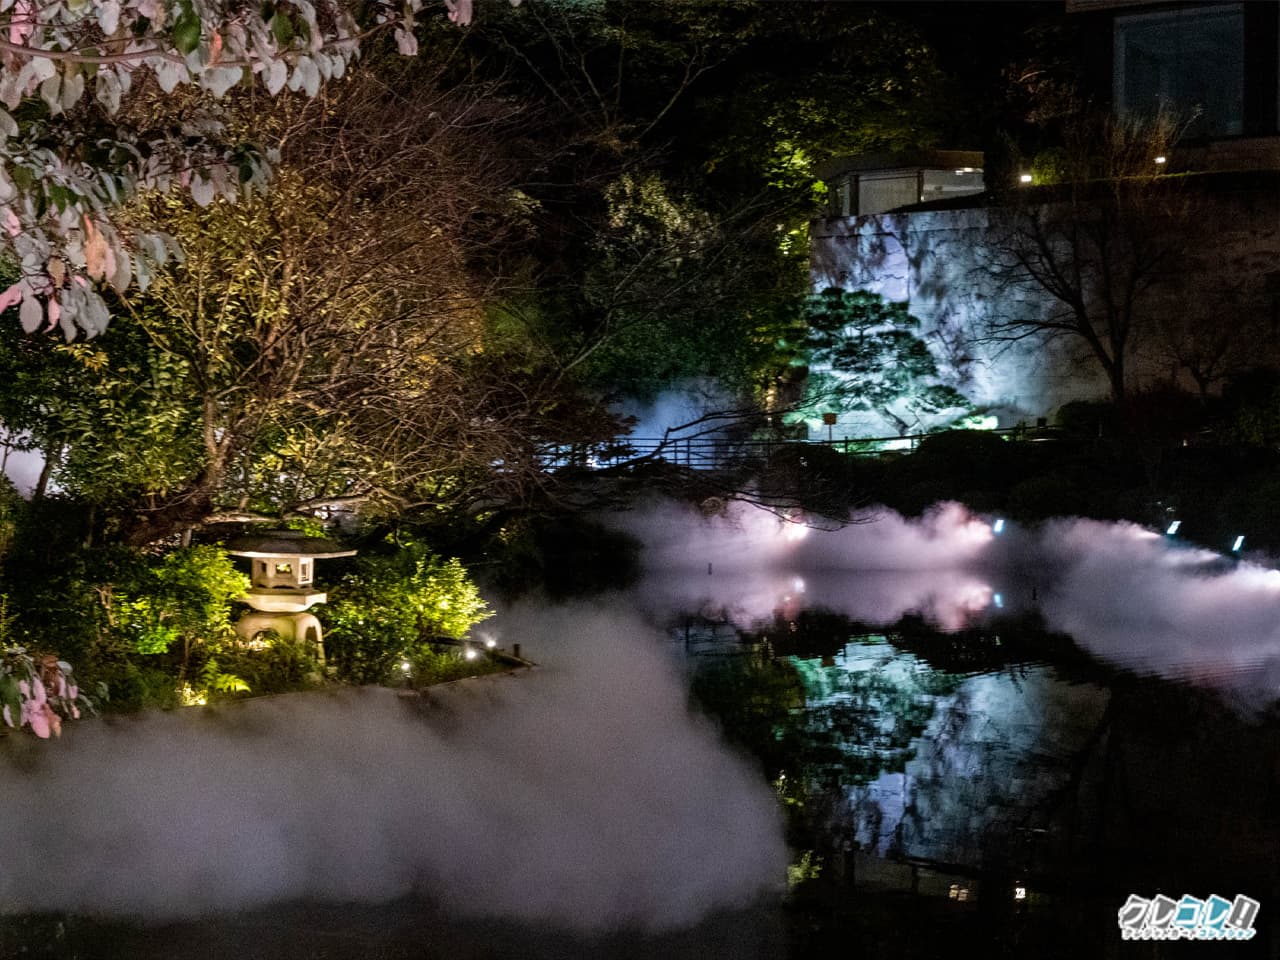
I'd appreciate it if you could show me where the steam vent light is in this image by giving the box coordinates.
[1232,535,1245,553]
[992,518,1006,534]
[1166,520,1181,536]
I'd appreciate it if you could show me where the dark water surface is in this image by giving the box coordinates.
[680,597,1280,958]
[7,543,1280,958]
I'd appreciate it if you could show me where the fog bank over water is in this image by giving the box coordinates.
[0,606,785,929]
[617,500,1280,698]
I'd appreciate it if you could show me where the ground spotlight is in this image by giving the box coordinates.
[1232,535,1245,553]
[992,518,1005,534]
[1166,520,1181,535]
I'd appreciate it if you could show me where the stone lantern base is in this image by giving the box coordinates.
[236,611,326,664]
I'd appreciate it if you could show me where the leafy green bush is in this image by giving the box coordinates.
[322,539,492,684]
[0,474,20,567]
[1006,472,1093,522]
[2,543,252,710]
[113,546,248,657]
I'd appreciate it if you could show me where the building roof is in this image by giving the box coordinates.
[815,150,984,181]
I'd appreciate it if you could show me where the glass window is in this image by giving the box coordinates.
[858,174,920,216]
[1114,4,1244,138]
[835,177,852,217]
[921,168,984,202]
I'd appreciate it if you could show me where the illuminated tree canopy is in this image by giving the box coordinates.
[801,288,971,436]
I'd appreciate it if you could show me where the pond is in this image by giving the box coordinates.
[638,501,1280,956]
[3,502,1278,957]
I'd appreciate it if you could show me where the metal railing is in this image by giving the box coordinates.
[537,428,1030,473]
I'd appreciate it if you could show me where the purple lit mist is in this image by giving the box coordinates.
[618,499,1280,699]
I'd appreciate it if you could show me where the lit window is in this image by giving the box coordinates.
[274,562,292,575]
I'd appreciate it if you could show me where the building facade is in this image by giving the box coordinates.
[805,1,1280,440]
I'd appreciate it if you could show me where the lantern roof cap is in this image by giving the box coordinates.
[223,529,357,559]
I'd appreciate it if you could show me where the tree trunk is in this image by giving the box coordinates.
[32,445,59,501]
[120,467,223,547]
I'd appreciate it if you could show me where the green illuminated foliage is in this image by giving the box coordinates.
[798,289,971,436]
[323,539,492,684]
[113,546,248,657]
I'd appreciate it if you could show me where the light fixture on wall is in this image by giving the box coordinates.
[1154,155,1167,165]
[1018,173,1033,184]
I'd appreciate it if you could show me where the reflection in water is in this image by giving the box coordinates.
[687,610,1280,954]
[638,501,1280,952]
[793,643,1106,866]
[629,500,1280,701]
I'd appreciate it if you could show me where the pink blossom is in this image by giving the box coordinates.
[9,0,35,47]
[0,282,21,313]
[68,684,78,700]
[28,704,49,738]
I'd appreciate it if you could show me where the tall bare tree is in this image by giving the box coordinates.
[983,113,1194,406]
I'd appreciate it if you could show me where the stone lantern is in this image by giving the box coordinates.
[224,530,356,663]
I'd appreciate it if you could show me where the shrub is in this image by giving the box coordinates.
[1006,472,1093,522]
[0,474,19,567]
[113,546,249,658]
[1055,400,1114,439]
[7,545,252,709]
[906,429,1020,496]
[1,624,96,739]
[322,539,492,684]
[486,514,642,600]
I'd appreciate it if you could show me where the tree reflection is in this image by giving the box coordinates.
[688,608,1110,884]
